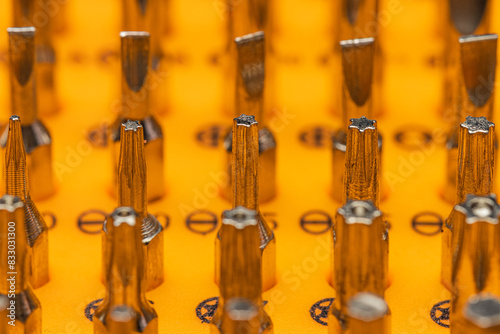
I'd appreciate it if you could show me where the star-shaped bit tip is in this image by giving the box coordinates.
[462,116,494,134]
[9,115,21,122]
[111,207,137,227]
[349,116,376,132]
[464,294,500,328]
[456,194,500,225]
[222,206,258,229]
[338,200,381,225]
[235,114,257,127]
[123,120,143,132]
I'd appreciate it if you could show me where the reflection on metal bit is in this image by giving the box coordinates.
[332,200,388,317]
[104,121,164,291]
[344,117,380,206]
[217,115,276,291]
[443,118,495,290]
[2,27,54,201]
[444,195,500,323]
[452,294,500,333]
[223,32,277,204]
[211,207,273,334]
[449,0,490,35]
[0,195,42,334]
[110,31,165,202]
[95,207,158,334]
[338,293,390,334]
[217,298,260,334]
[13,1,58,116]
[4,116,49,288]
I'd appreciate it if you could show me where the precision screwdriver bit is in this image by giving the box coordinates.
[122,0,166,114]
[332,38,380,203]
[444,1,492,120]
[12,0,58,116]
[331,200,388,318]
[110,32,165,202]
[452,294,500,334]
[1,27,54,201]
[222,32,277,204]
[217,298,261,334]
[211,206,273,334]
[442,117,495,291]
[334,0,382,117]
[330,292,390,334]
[4,115,49,289]
[0,195,42,334]
[444,195,500,317]
[444,35,497,203]
[95,207,158,334]
[343,117,380,206]
[104,121,164,291]
[217,115,276,291]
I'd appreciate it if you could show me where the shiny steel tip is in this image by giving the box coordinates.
[461,116,494,134]
[235,31,265,45]
[337,200,382,225]
[349,116,376,132]
[123,119,143,132]
[235,114,258,127]
[464,294,500,328]
[348,293,389,322]
[222,206,258,229]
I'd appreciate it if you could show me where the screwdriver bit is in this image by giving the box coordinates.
[332,38,380,203]
[443,117,495,291]
[335,0,382,117]
[444,195,500,318]
[444,1,492,120]
[1,27,54,201]
[452,294,500,334]
[331,200,388,317]
[222,31,277,204]
[104,120,164,291]
[4,115,49,289]
[211,206,273,334]
[444,35,497,203]
[217,298,261,334]
[122,0,166,114]
[95,207,158,334]
[110,31,165,202]
[343,117,381,206]
[12,0,58,116]
[217,115,276,291]
[0,195,42,334]
[330,292,390,334]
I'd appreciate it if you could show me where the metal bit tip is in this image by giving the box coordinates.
[349,116,376,132]
[222,206,258,229]
[111,207,137,227]
[123,120,142,132]
[464,294,500,328]
[0,194,23,211]
[340,37,375,48]
[235,114,258,127]
[337,200,382,225]
[455,194,500,224]
[348,293,389,322]
[461,116,494,134]
[225,298,259,321]
[235,31,265,45]
[120,31,150,38]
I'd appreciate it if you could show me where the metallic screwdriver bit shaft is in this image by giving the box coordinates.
[3,27,54,201]
[332,200,388,316]
[330,292,390,334]
[332,38,377,203]
[111,31,165,202]
[4,115,49,288]
[95,207,158,334]
[344,117,380,206]
[104,121,164,291]
[443,117,495,290]
[449,0,491,38]
[211,207,273,334]
[218,115,276,291]
[339,0,379,41]
[223,32,277,204]
[0,195,41,334]
[12,0,57,116]
[457,117,495,203]
[444,35,497,204]
[444,195,500,318]
[452,294,500,334]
